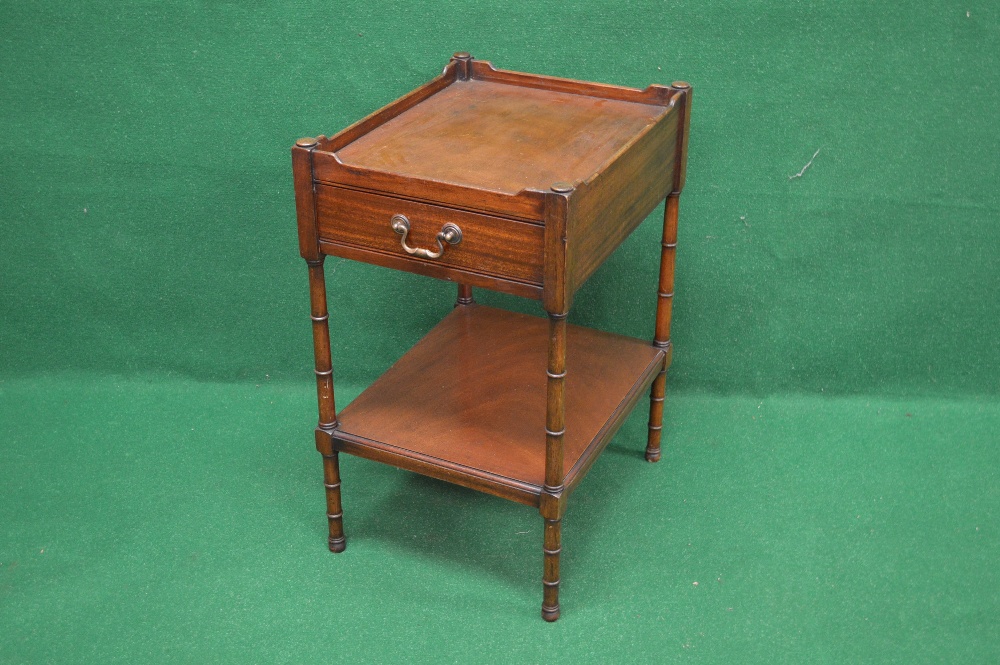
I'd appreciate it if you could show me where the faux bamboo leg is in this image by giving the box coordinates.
[308,258,346,551]
[541,312,567,621]
[646,369,666,462]
[647,194,679,462]
[542,517,562,621]
[456,283,474,306]
[322,451,346,552]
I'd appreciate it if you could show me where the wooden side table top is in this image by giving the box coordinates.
[336,77,667,195]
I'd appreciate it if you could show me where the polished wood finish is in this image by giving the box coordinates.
[313,149,547,222]
[331,305,664,502]
[292,138,321,261]
[455,284,473,306]
[654,195,680,346]
[646,195,678,462]
[646,81,691,462]
[468,59,677,105]
[669,81,693,193]
[292,54,692,621]
[541,311,567,621]
[315,184,545,287]
[306,55,687,312]
[306,259,337,429]
[566,101,679,300]
[305,257,345,550]
[318,238,542,301]
[336,79,667,197]
[543,312,568,496]
[542,516,561,622]
[322,451,346,553]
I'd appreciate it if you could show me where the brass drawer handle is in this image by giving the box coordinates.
[390,214,462,259]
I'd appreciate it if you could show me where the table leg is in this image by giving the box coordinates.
[647,194,679,462]
[456,283,474,306]
[322,451,346,553]
[308,257,346,552]
[541,311,567,621]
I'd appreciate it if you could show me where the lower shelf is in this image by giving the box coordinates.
[330,304,665,506]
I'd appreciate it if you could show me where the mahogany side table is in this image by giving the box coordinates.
[292,53,692,621]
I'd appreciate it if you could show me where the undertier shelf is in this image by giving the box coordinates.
[331,305,665,506]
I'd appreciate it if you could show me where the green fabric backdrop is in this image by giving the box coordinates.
[2,1,997,662]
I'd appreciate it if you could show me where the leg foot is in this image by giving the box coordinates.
[322,452,346,552]
[541,603,561,622]
[328,534,346,553]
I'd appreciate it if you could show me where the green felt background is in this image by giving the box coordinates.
[1,1,998,662]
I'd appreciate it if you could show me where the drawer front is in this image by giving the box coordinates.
[314,185,544,285]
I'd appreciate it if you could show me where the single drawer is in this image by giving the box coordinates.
[314,185,545,286]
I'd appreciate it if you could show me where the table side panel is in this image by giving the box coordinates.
[331,430,542,507]
[470,59,676,106]
[567,109,679,297]
[565,348,665,492]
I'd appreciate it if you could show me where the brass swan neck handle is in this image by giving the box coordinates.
[390,214,462,259]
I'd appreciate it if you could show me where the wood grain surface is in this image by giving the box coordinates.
[335,79,666,196]
[332,305,664,500]
[315,183,545,286]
